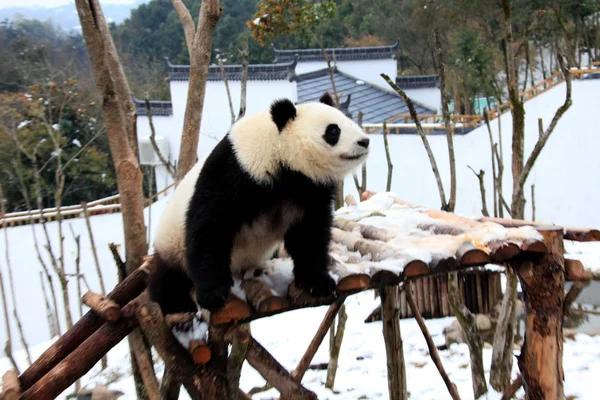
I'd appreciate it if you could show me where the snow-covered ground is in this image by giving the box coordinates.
[2,289,600,399]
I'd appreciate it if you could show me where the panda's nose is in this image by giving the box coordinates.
[357,138,370,149]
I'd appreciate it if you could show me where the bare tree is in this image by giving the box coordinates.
[237,39,249,121]
[434,29,457,211]
[218,59,236,126]
[382,121,393,192]
[75,0,152,396]
[145,99,175,179]
[171,0,223,183]
[381,73,448,210]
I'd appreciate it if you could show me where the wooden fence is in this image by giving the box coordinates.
[367,66,599,134]
[0,183,175,228]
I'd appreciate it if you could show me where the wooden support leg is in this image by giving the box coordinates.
[21,292,148,400]
[381,285,408,400]
[228,327,317,400]
[516,227,565,400]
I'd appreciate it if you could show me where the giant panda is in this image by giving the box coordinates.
[149,92,370,314]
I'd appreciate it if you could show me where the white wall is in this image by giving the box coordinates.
[143,79,296,190]
[404,87,441,112]
[345,80,600,228]
[295,59,397,87]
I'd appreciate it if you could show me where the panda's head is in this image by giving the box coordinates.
[271,92,370,183]
[230,92,370,184]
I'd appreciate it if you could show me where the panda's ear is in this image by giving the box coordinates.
[270,98,297,132]
[319,92,335,107]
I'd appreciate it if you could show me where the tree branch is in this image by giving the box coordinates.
[381,73,447,209]
[171,0,195,56]
[145,99,176,179]
[467,166,489,217]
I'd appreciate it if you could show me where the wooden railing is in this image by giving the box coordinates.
[0,183,175,228]
[368,66,598,134]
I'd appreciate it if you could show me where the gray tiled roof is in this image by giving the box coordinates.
[396,74,440,89]
[295,68,435,124]
[132,95,173,117]
[273,42,399,63]
[165,57,298,81]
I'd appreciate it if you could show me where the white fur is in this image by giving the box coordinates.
[230,102,369,183]
[154,100,369,276]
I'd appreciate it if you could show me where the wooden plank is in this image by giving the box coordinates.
[381,286,408,400]
[476,274,484,314]
[422,277,431,318]
[417,279,425,315]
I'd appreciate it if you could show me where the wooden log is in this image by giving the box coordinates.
[82,291,121,322]
[371,269,400,287]
[522,240,547,253]
[516,227,565,400]
[244,334,317,400]
[405,283,462,400]
[334,219,392,241]
[400,288,407,318]
[292,298,345,381]
[22,293,147,400]
[422,277,431,318]
[137,298,226,399]
[564,229,600,242]
[337,274,371,293]
[440,276,450,317]
[331,227,361,251]
[430,277,440,318]
[490,243,521,262]
[475,274,484,314]
[19,261,152,391]
[344,194,357,206]
[565,258,586,281]
[242,278,289,313]
[1,369,21,400]
[287,282,319,307]
[416,279,425,316]
[563,280,591,315]
[380,286,408,400]
[189,339,212,365]
[226,324,250,400]
[355,239,396,260]
[402,260,429,279]
[456,242,490,266]
[210,295,252,325]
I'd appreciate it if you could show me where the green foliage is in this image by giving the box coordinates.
[249,0,336,46]
[0,81,116,211]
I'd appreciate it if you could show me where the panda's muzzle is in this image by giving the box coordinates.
[341,152,368,161]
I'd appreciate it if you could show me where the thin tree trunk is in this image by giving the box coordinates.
[0,191,32,365]
[435,29,456,212]
[173,0,223,183]
[381,286,408,400]
[0,257,19,373]
[237,37,249,121]
[490,268,518,392]
[145,99,175,179]
[448,272,487,398]
[325,305,347,390]
[381,73,447,209]
[39,272,58,338]
[467,166,489,217]
[530,184,536,221]
[81,202,106,295]
[382,122,393,192]
[219,60,236,126]
[483,109,498,217]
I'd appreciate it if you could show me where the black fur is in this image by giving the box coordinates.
[162,136,338,312]
[270,99,297,131]
[319,92,335,107]
[323,124,341,146]
[148,253,198,315]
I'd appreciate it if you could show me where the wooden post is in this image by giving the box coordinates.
[380,286,408,400]
[516,227,565,400]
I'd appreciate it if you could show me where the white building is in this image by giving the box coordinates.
[136,42,440,190]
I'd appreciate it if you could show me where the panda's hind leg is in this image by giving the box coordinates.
[148,254,198,315]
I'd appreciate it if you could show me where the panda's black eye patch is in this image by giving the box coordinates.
[323,124,341,146]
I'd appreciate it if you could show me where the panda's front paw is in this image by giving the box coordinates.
[196,285,230,312]
[295,271,336,298]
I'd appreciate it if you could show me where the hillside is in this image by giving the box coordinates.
[347,79,600,229]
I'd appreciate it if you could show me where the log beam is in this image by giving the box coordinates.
[1,369,21,400]
[380,285,408,400]
[21,293,148,399]
[19,262,151,391]
[516,227,565,400]
[82,291,121,322]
